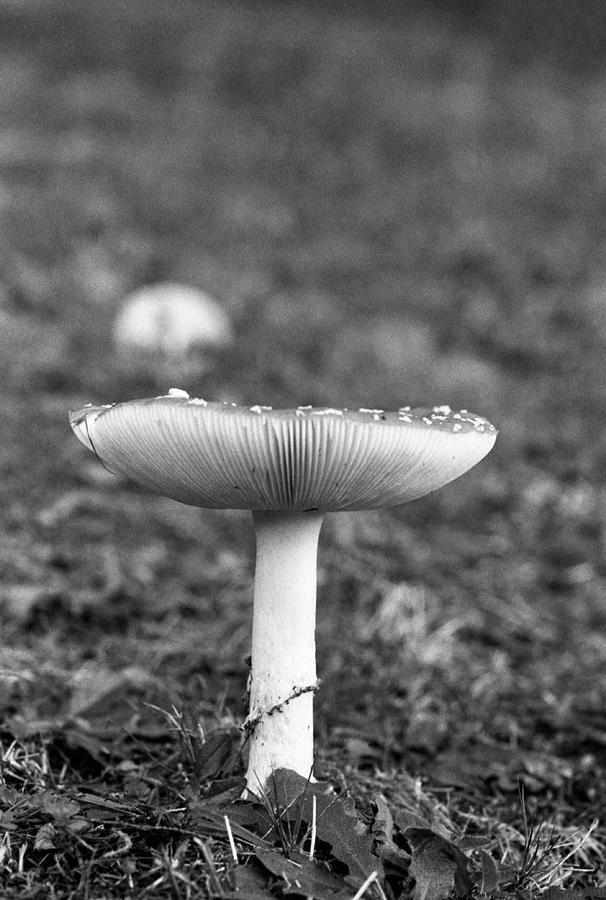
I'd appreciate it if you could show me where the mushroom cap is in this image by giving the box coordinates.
[70,391,497,512]
[112,283,233,355]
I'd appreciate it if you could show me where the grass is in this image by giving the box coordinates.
[1,0,606,895]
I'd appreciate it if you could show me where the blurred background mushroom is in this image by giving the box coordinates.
[112,281,234,367]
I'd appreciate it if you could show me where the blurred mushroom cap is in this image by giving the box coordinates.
[112,283,233,356]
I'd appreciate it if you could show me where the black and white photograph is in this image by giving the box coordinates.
[0,0,605,896]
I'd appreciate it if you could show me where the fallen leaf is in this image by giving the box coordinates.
[40,796,81,821]
[405,827,472,900]
[68,665,151,721]
[393,807,437,833]
[372,795,394,846]
[34,822,57,851]
[232,862,275,899]
[187,802,272,849]
[477,849,500,893]
[372,795,409,873]
[266,769,382,886]
[196,728,240,780]
[254,847,349,898]
[541,891,606,900]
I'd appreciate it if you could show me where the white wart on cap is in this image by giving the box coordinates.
[70,392,497,512]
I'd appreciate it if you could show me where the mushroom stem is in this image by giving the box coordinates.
[245,509,324,795]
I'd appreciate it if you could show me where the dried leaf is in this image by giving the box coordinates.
[68,665,150,721]
[255,848,349,898]
[477,849,500,893]
[197,729,240,780]
[0,810,17,832]
[187,801,272,849]
[40,796,81,821]
[372,795,394,846]
[457,835,491,850]
[393,807,436,833]
[406,827,472,900]
[267,770,382,886]
[541,891,606,900]
[372,795,410,873]
[35,822,57,851]
[317,795,381,885]
[63,727,112,762]
[0,786,20,807]
[232,862,275,900]
[66,817,90,834]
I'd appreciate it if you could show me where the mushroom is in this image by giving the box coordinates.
[112,283,233,357]
[69,390,497,794]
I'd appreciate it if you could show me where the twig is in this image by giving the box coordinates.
[240,681,321,735]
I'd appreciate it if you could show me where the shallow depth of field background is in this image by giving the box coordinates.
[2,0,606,884]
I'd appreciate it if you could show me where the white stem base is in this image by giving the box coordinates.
[245,509,324,796]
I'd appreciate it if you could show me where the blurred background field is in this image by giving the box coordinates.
[2,0,606,892]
